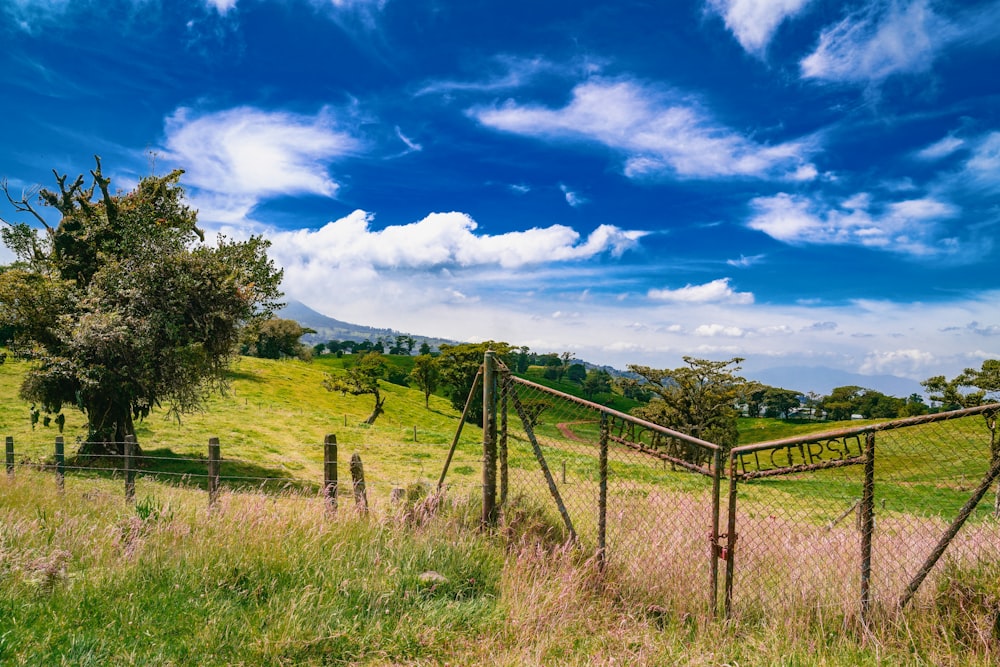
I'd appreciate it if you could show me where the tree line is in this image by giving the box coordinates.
[2,160,997,458]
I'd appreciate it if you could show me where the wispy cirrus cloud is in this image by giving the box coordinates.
[648,277,753,304]
[800,0,1000,84]
[746,191,960,256]
[706,0,814,56]
[470,79,817,181]
[161,106,361,221]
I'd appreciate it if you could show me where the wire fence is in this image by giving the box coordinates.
[460,355,1000,621]
[724,405,1000,620]
[486,369,724,616]
[2,434,456,515]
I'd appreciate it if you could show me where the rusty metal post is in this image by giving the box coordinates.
[598,413,609,572]
[482,350,498,527]
[323,434,338,512]
[438,367,482,492]
[723,453,739,618]
[710,447,721,617]
[859,431,876,623]
[500,377,509,508]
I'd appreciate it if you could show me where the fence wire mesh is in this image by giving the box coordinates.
[497,373,722,614]
[725,405,1000,619]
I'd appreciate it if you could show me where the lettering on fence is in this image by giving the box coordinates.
[735,433,866,479]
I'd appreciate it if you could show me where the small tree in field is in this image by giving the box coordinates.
[0,157,282,454]
[323,351,388,424]
[408,354,440,408]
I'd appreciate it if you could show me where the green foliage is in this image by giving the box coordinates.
[409,353,440,408]
[436,341,513,424]
[923,359,1000,410]
[323,351,388,424]
[626,357,749,454]
[242,317,313,360]
[581,369,612,400]
[0,158,282,453]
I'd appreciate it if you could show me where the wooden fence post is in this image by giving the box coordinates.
[54,436,65,492]
[350,452,368,513]
[124,435,136,503]
[5,436,13,478]
[208,437,221,508]
[323,434,338,512]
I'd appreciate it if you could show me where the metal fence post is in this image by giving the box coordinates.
[208,437,221,507]
[124,435,136,503]
[324,434,338,512]
[598,413,609,572]
[5,436,13,478]
[724,453,739,618]
[54,436,65,492]
[710,447,721,617]
[859,431,876,623]
[482,350,497,527]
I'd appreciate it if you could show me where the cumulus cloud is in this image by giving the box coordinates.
[161,106,360,220]
[798,0,997,84]
[470,79,816,181]
[648,278,754,304]
[746,191,959,256]
[268,209,646,272]
[706,0,814,56]
[694,323,746,337]
[860,348,936,376]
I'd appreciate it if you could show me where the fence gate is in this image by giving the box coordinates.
[442,352,726,615]
[723,404,1000,622]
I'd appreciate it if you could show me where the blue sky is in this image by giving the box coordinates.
[2,0,999,382]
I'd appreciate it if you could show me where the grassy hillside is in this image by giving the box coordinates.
[3,355,1000,665]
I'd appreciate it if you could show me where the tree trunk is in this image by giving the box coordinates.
[364,390,386,425]
[78,404,140,457]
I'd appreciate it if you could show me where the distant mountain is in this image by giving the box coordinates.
[746,366,923,398]
[276,300,457,350]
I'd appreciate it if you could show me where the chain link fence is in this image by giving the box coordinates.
[487,368,724,615]
[724,405,1000,620]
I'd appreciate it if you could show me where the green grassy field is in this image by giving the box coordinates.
[2,355,999,665]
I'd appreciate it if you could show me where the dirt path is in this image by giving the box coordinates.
[555,420,596,442]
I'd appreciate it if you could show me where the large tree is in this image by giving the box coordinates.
[0,158,283,454]
[625,356,750,455]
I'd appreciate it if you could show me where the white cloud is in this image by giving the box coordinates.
[726,253,765,268]
[860,349,936,376]
[706,0,814,56]
[268,209,645,273]
[800,0,954,83]
[962,131,1000,191]
[694,323,746,337]
[161,106,360,219]
[648,278,754,304]
[560,184,587,208]
[915,135,965,161]
[746,191,959,256]
[204,0,237,13]
[470,79,816,181]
